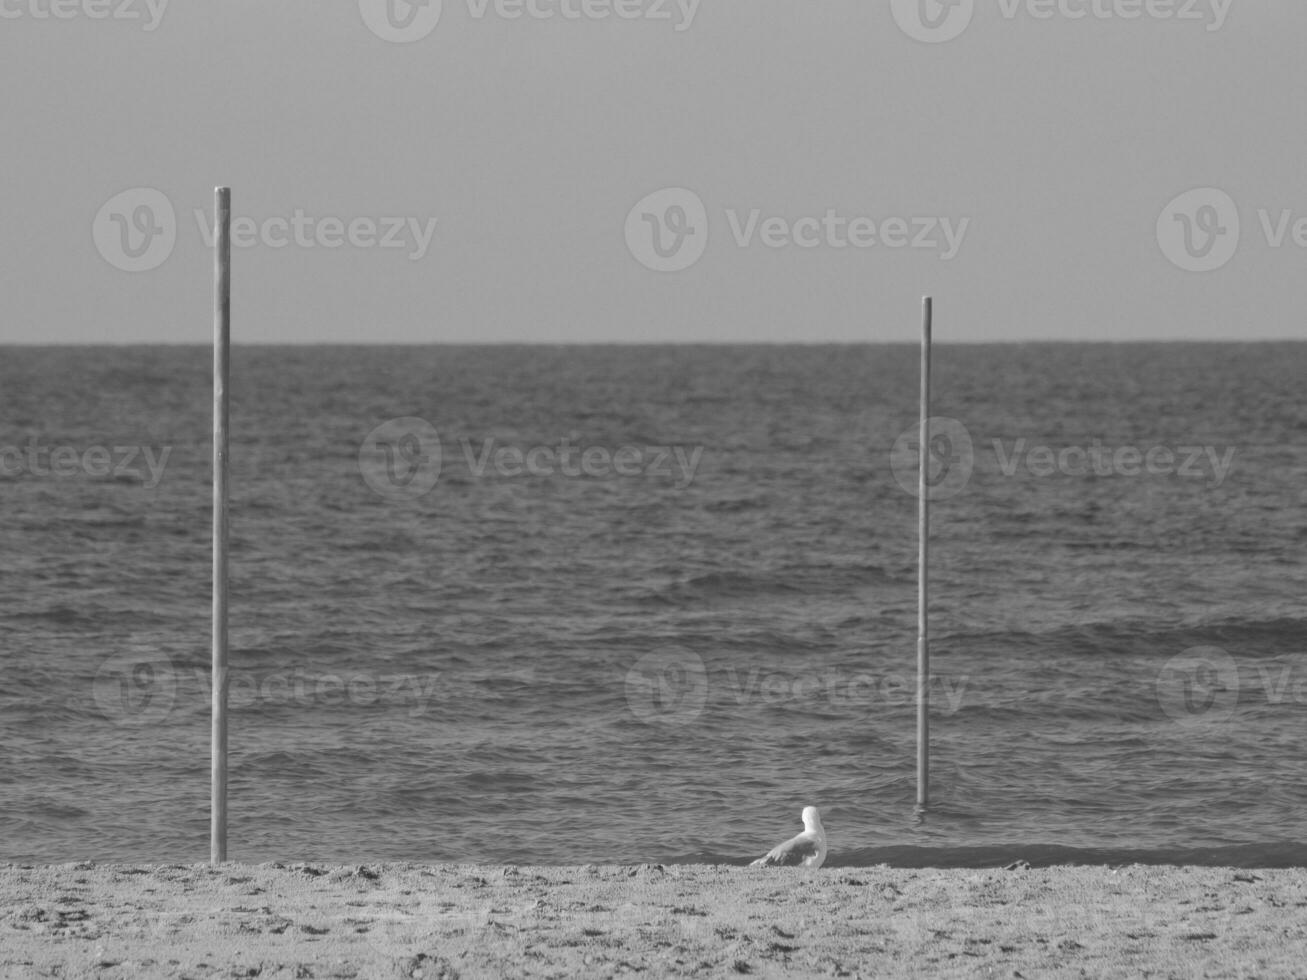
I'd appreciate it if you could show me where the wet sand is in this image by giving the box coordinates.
[3,861,1305,978]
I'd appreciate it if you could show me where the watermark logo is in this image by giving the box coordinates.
[92,188,176,273]
[723,668,967,713]
[361,0,699,40]
[1000,0,1232,31]
[625,649,708,725]
[993,439,1235,488]
[359,417,443,501]
[1159,187,1307,273]
[891,0,974,43]
[365,909,490,959]
[1156,646,1239,725]
[0,439,172,488]
[890,417,975,500]
[359,0,443,42]
[461,437,703,489]
[624,656,970,727]
[360,418,705,499]
[626,188,970,273]
[1157,188,1240,272]
[625,187,709,273]
[94,189,440,271]
[889,422,1237,497]
[93,652,178,726]
[1156,648,1307,726]
[892,0,1232,43]
[466,0,701,30]
[0,0,169,30]
[724,210,969,258]
[192,207,439,260]
[93,657,467,725]
[366,902,712,959]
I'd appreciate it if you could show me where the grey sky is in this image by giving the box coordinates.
[0,0,1301,343]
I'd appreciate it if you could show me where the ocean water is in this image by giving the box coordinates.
[1,343,1305,868]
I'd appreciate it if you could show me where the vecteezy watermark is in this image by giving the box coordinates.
[367,902,714,959]
[0,439,172,488]
[93,188,439,272]
[93,651,178,725]
[991,438,1236,488]
[972,902,1168,940]
[891,0,1231,44]
[364,909,493,959]
[460,437,703,488]
[1156,647,1239,725]
[92,188,177,273]
[1157,187,1307,273]
[359,0,700,43]
[359,417,705,499]
[1155,646,1307,726]
[624,649,970,726]
[624,188,709,273]
[359,417,443,502]
[625,649,709,725]
[720,667,968,712]
[358,0,443,43]
[890,417,976,501]
[890,419,1237,497]
[465,0,700,30]
[624,187,970,273]
[723,209,969,258]
[1156,188,1240,272]
[192,207,439,261]
[92,653,505,725]
[0,0,169,31]
[890,0,976,43]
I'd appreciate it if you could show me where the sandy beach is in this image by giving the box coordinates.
[2,862,1304,979]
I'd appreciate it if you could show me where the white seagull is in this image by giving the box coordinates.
[749,805,827,869]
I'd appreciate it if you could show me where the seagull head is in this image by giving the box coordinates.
[801,806,823,834]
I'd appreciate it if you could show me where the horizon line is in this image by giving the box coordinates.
[0,338,1301,348]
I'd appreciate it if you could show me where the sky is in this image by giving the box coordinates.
[0,0,1303,343]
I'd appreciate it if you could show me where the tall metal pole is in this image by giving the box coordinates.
[917,296,932,808]
[212,186,231,864]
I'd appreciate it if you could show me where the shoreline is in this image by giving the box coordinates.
[3,862,1306,978]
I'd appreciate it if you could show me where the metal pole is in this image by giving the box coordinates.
[211,186,231,864]
[917,296,932,808]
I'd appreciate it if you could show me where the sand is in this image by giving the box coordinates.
[2,861,1305,979]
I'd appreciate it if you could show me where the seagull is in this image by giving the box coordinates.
[749,806,827,869]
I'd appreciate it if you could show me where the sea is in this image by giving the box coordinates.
[1,343,1304,868]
